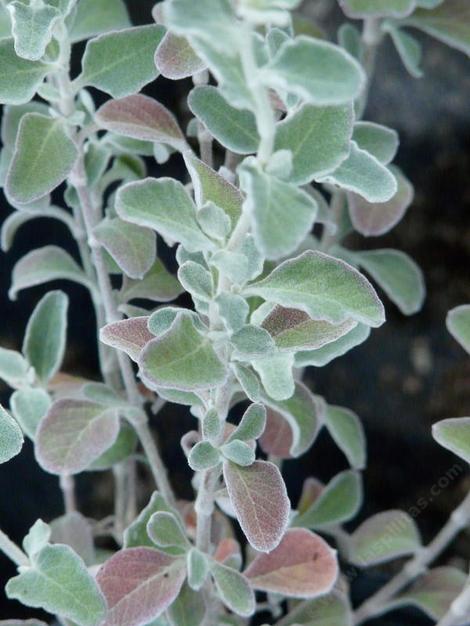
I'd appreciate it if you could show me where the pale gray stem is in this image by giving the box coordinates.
[437,579,470,626]
[0,527,29,567]
[59,474,76,514]
[134,420,175,508]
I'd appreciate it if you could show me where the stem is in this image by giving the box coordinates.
[0,528,29,568]
[59,474,76,514]
[437,579,470,626]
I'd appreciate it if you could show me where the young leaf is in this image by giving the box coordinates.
[446,305,470,354]
[0,39,50,105]
[0,347,31,387]
[6,544,106,626]
[348,168,414,237]
[221,440,256,466]
[318,142,397,203]
[231,325,276,359]
[349,510,422,566]
[231,363,261,402]
[36,399,120,475]
[223,459,290,552]
[78,25,165,98]
[178,261,213,302]
[274,103,353,185]
[139,312,226,391]
[352,122,399,165]
[167,582,206,626]
[278,590,352,626]
[188,441,221,471]
[252,352,295,401]
[124,492,175,548]
[11,388,51,440]
[228,403,266,442]
[22,290,68,383]
[245,250,385,328]
[239,158,317,260]
[23,520,51,559]
[324,404,366,470]
[8,1,61,61]
[9,246,90,300]
[339,0,415,18]
[355,249,425,315]
[293,470,363,529]
[96,95,187,152]
[121,259,183,304]
[94,217,156,280]
[100,316,153,362]
[116,178,214,253]
[147,512,189,550]
[186,549,209,591]
[188,86,259,154]
[70,0,130,42]
[0,405,24,464]
[244,528,338,598]
[210,562,255,618]
[432,417,470,464]
[155,31,206,80]
[96,548,186,626]
[6,114,78,204]
[263,36,366,105]
[295,322,371,367]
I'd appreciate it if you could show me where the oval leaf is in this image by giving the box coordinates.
[432,417,470,463]
[100,316,153,362]
[0,404,24,464]
[447,305,470,354]
[155,31,206,80]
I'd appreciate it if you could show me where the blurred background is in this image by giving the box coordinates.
[0,1,469,624]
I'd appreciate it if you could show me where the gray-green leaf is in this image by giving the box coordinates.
[446,305,470,354]
[0,39,50,105]
[0,404,24,464]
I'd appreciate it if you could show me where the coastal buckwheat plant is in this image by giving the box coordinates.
[0,0,469,625]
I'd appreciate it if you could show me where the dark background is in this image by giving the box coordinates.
[0,1,469,624]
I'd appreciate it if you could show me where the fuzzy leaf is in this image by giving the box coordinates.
[89,423,138,471]
[228,403,266,442]
[22,290,68,383]
[318,142,397,203]
[188,86,259,154]
[432,417,470,463]
[124,492,174,548]
[155,32,206,80]
[121,259,182,304]
[216,294,249,334]
[352,122,399,165]
[210,563,255,618]
[23,520,51,559]
[0,39,49,104]
[188,441,221,471]
[50,512,95,565]
[167,582,205,626]
[140,313,226,391]
[221,440,256,466]
[0,405,24,464]
[6,114,78,204]
[232,363,261,402]
[356,249,425,315]
[244,528,338,598]
[339,0,415,18]
[295,322,371,367]
[251,352,295,401]
[147,512,188,550]
[8,1,61,61]
[263,36,365,105]
[239,158,317,260]
[349,510,421,566]
[278,590,352,626]
[223,459,290,552]
[100,317,153,362]
[78,26,164,98]
[324,404,366,469]
[96,547,186,626]
[245,250,385,327]
[186,549,209,591]
[94,217,156,279]
[116,177,213,253]
[274,103,353,185]
[6,544,106,626]
[0,347,31,387]
[36,398,119,475]
[178,261,213,302]
[447,305,470,354]
[231,325,276,358]
[96,95,186,152]
[70,0,130,42]
[11,388,51,440]
[388,26,424,79]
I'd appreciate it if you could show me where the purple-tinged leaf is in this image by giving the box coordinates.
[36,399,119,475]
[223,460,290,552]
[348,168,414,237]
[244,528,338,598]
[259,407,294,459]
[96,547,186,626]
[155,31,206,80]
[96,95,187,152]
[297,477,324,515]
[100,317,153,362]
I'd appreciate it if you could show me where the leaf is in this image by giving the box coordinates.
[0,39,50,105]
[97,547,186,626]
[239,158,317,260]
[404,0,470,56]
[432,417,470,463]
[100,317,153,362]
[147,512,189,550]
[223,459,290,552]
[70,0,130,43]
[263,36,366,105]
[6,544,106,626]
[139,312,226,391]
[0,620,48,626]
[295,322,371,367]
[50,512,95,565]
[339,0,415,18]
[78,26,165,98]
[178,261,213,302]
[0,405,24,464]
[188,86,259,154]
[6,114,78,204]
[10,388,51,439]
[167,582,205,626]
[232,363,261,402]
[22,290,68,383]
[89,422,138,470]
[348,167,414,237]
[8,1,61,61]
[387,25,424,78]
[228,403,266,442]
[9,246,90,300]
[244,528,338,598]
[352,122,399,165]
[274,103,353,185]
[210,562,255,618]
[0,347,31,387]
[94,217,156,279]
[121,259,183,304]
[116,177,213,253]
[324,404,366,469]
[221,440,256,466]
[355,249,425,315]
[22,520,51,559]
[231,325,276,358]
[447,304,470,354]
[318,142,397,203]
[293,470,363,529]
[155,31,206,80]
[96,95,186,152]
[245,250,385,328]
[36,399,120,475]
[188,441,221,471]
[197,201,232,240]
[278,590,352,626]
[251,352,295,401]
[349,510,422,566]
[124,492,174,548]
